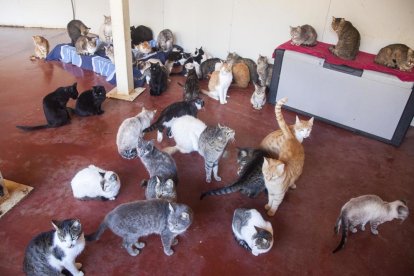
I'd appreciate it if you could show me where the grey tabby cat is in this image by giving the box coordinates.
[290,24,317,46]
[75,36,98,56]
[250,83,267,110]
[143,176,177,202]
[256,55,273,87]
[226,52,258,83]
[375,44,414,72]
[86,199,193,256]
[157,29,174,52]
[23,219,85,276]
[198,124,235,183]
[67,19,90,46]
[329,17,360,60]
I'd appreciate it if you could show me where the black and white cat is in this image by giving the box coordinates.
[23,219,85,276]
[149,62,168,96]
[143,176,177,202]
[71,165,121,201]
[73,86,106,116]
[16,83,79,131]
[232,208,274,256]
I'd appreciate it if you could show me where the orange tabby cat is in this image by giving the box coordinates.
[30,35,50,60]
[232,62,250,88]
[262,97,305,216]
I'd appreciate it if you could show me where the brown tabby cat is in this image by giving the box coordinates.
[374,44,414,72]
[262,97,305,216]
[75,36,98,56]
[30,35,49,60]
[232,62,250,88]
[329,17,360,60]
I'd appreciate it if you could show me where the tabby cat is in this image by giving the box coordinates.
[232,62,250,88]
[16,83,78,131]
[149,62,168,96]
[157,29,174,52]
[179,67,200,101]
[333,195,409,253]
[130,25,153,46]
[75,36,98,56]
[374,44,414,72]
[250,83,267,110]
[23,219,85,276]
[200,58,223,79]
[31,35,49,60]
[143,176,177,202]
[290,24,318,46]
[256,55,273,87]
[67,19,90,46]
[99,15,112,44]
[104,45,115,64]
[85,199,193,256]
[226,52,258,83]
[74,86,106,116]
[329,17,360,60]
[201,62,233,104]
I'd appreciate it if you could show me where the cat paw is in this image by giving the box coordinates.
[370,228,379,235]
[267,210,275,217]
[75,263,82,269]
[164,248,174,256]
[109,197,115,200]
[127,248,140,256]
[214,176,222,182]
[75,272,84,276]
[135,242,146,249]
[264,204,270,210]
[350,228,357,233]
[290,184,297,189]
[360,225,366,231]
[205,177,211,183]
[172,238,178,246]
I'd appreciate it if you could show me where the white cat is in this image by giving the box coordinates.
[201,62,233,104]
[71,165,121,200]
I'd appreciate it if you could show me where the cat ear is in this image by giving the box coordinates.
[169,203,175,213]
[155,176,161,184]
[51,220,60,231]
[295,115,300,124]
[276,162,285,175]
[142,107,147,112]
[263,157,270,167]
[309,117,314,125]
[98,171,105,178]
[254,225,264,233]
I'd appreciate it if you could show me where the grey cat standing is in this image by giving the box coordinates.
[256,55,273,88]
[86,199,193,256]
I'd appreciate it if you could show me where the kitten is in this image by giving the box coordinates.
[85,199,193,256]
[200,58,223,79]
[375,44,414,72]
[16,83,78,131]
[143,176,177,202]
[289,24,318,46]
[157,29,174,52]
[130,25,153,46]
[179,67,200,101]
[104,45,115,64]
[133,41,153,60]
[71,165,120,200]
[250,83,267,110]
[143,98,204,142]
[30,35,49,60]
[75,36,98,56]
[74,86,106,116]
[262,97,305,216]
[99,15,112,44]
[23,219,85,276]
[67,19,90,46]
[256,55,273,87]
[333,195,409,253]
[0,170,9,203]
[226,52,258,83]
[232,62,250,88]
[201,62,233,104]
[149,62,168,96]
[116,107,157,159]
[232,208,274,256]
[329,17,360,60]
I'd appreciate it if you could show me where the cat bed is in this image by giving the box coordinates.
[275,41,414,82]
[46,43,169,88]
[0,179,33,218]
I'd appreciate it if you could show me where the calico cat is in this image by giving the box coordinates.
[179,67,200,101]
[256,55,273,87]
[374,44,414,72]
[200,58,223,79]
[75,36,98,56]
[290,24,318,46]
[232,62,250,88]
[262,97,305,216]
[143,176,177,202]
[104,45,115,64]
[157,29,174,52]
[333,195,409,253]
[201,62,233,104]
[16,83,78,131]
[30,35,49,60]
[130,25,153,46]
[67,19,90,46]
[133,41,153,60]
[71,165,121,201]
[250,82,267,110]
[226,52,258,83]
[23,219,85,276]
[116,107,157,159]
[85,199,193,256]
[149,62,168,96]
[329,17,360,60]
[143,98,204,142]
[232,208,274,256]
[99,15,112,44]
[73,86,106,116]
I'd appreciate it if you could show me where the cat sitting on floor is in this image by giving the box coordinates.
[201,62,233,104]
[73,86,106,116]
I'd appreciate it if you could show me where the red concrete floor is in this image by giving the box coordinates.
[0,27,413,276]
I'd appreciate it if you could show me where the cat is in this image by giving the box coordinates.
[143,176,177,202]
[133,41,153,60]
[179,67,200,101]
[71,165,121,201]
[289,24,318,46]
[143,98,204,142]
[157,29,174,52]
[99,15,112,44]
[137,58,162,84]
[30,35,49,60]
[67,19,90,46]
[232,208,274,256]
[192,47,210,64]
[16,83,78,131]
[73,86,106,116]
[232,62,250,88]
[75,36,98,56]
[130,25,153,46]
[23,219,85,276]
[374,44,414,72]
[256,55,273,87]
[260,116,314,158]
[333,195,409,253]
[200,58,223,79]
[184,58,202,79]
[116,107,157,159]
[85,199,193,256]
[201,62,233,104]
[226,52,258,83]
[104,45,115,64]
[0,170,8,203]
[149,62,168,96]
[262,97,305,216]
[329,17,360,60]
[250,82,267,110]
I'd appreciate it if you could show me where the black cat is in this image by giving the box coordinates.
[149,62,168,96]
[16,83,79,131]
[74,86,106,116]
[130,25,153,46]
[178,67,200,101]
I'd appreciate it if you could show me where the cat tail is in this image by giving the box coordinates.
[201,89,219,100]
[85,221,108,242]
[177,82,184,87]
[200,182,242,200]
[275,97,294,139]
[332,214,348,253]
[16,124,51,131]
[143,122,159,133]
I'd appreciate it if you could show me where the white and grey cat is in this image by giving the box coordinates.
[71,165,121,201]
[250,83,267,110]
[86,199,193,256]
[99,15,112,44]
[256,55,273,87]
[116,107,157,159]
[232,208,274,256]
[75,36,98,56]
[143,176,177,202]
[23,219,85,276]
[290,24,317,46]
[157,29,174,52]
[333,194,409,253]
